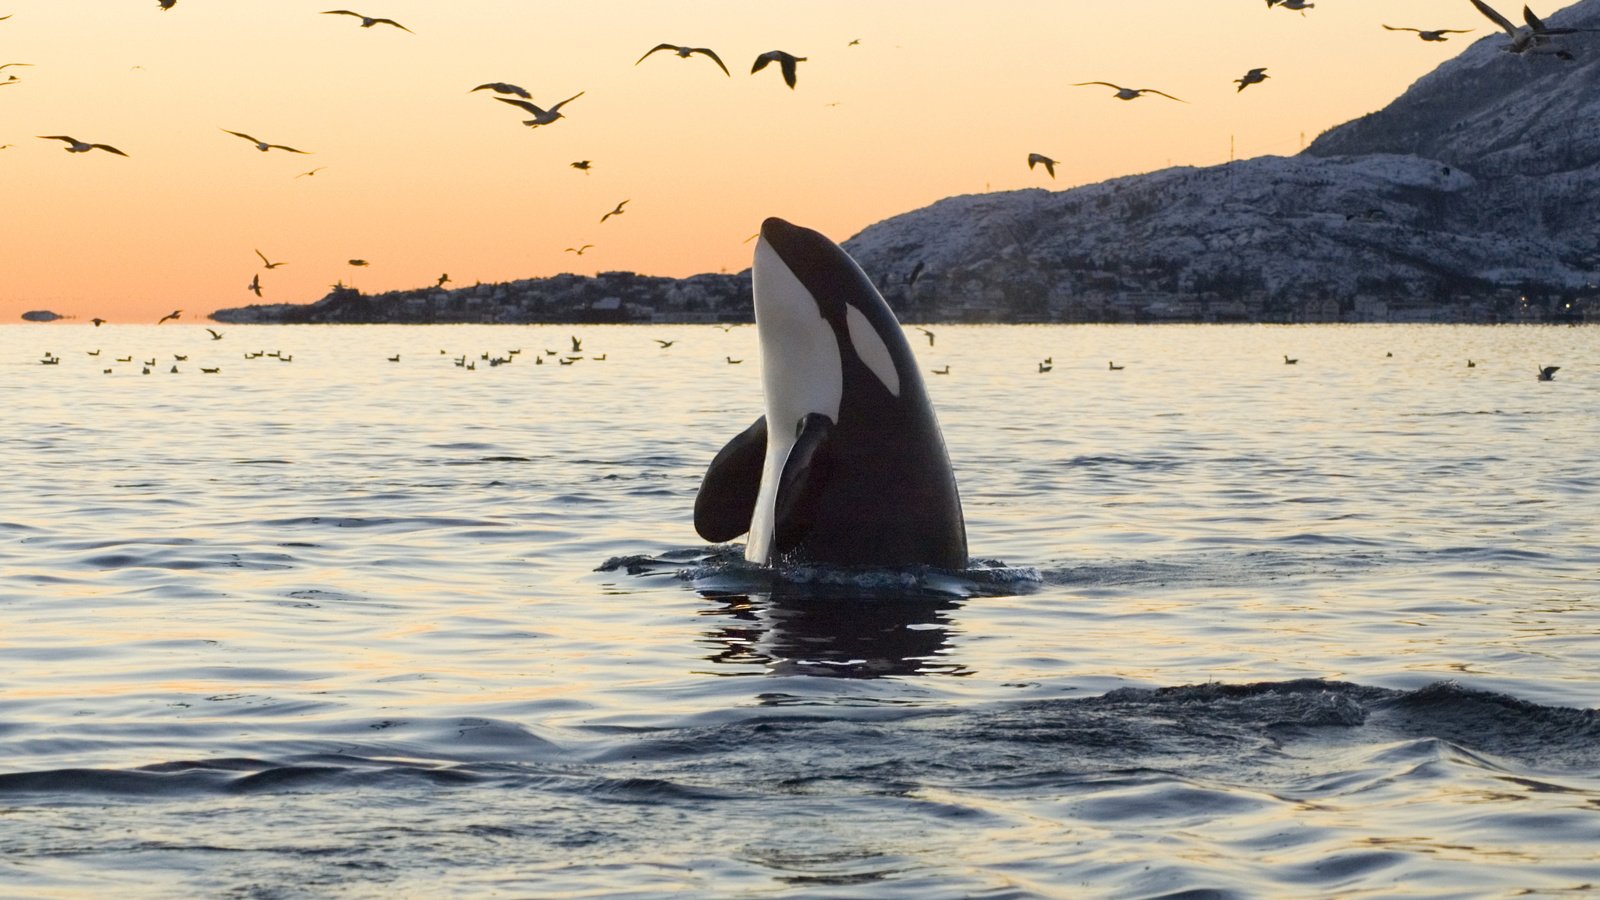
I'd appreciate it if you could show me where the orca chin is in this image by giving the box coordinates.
[694,217,967,570]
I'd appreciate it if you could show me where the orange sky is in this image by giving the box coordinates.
[1,0,1563,322]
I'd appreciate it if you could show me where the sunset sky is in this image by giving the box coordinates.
[1,0,1564,322]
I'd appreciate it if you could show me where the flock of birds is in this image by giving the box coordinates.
[4,0,1592,323]
[28,325,1567,383]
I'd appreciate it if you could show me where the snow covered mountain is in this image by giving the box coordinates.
[842,1,1600,323]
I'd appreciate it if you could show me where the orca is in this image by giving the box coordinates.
[694,217,967,569]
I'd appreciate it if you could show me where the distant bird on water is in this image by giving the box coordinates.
[158,309,182,324]
[1039,362,1053,373]
[321,10,412,32]
[255,249,287,269]
[470,82,530,98]
[495,93,584,127]
[38,135,128,156]
[726,357,743,364]
[751,50,806,88]
[636,44,730,76]
[932,365,950,375]
[1466,359,1476,368]
[1027,153,1058,178]
[1284,354,1298,364]
[1073,82,1185,102]
[1382,24,1474,41]
[600,200,629,223]
[1537,365,1560,381]
[1234,67,1269,91]
[1109,361,1124,370]
[247,273,262,297]
[222,129,311,154]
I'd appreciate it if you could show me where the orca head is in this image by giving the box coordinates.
[753,217,905,431]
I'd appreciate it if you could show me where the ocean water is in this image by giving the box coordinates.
[2,322,1597,898]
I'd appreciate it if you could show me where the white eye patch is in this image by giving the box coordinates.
[845,305,901,397]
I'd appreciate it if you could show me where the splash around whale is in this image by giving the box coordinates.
[694,217,968,570]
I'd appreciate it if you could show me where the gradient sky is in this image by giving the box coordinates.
[1,0,1567,322]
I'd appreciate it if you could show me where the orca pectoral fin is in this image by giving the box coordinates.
[774,413,835,550]
[694,416,767,543]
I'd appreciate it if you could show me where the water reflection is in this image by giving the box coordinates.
[698,591,971,678]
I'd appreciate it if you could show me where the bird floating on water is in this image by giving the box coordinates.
[637,44,730,76]
[751,50,806,88]
[321,10,412,32]
[495,93,584,127]
[222,130,310,154]
[1073,82,1185,102]
[38,135,128,156]
[932,365,950,375]
[1027,153,1058,178]
[1234,67,1269,91]
[1382,25,1474,41]
[1284,354,1298,364]
[1109,361,1125,370]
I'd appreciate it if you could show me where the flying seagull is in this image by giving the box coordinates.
[565,244,594,255]
[158,309,182,324]
[571,160,592,172]
[1382,25,1474,41]
[636,44,730,76]
[248,274,263,297]
[92,317,107,327]
[1469,0,1578,54]
[916,327,935,346]
[495,93,584,127]
[296,167,327,178]
[158,0,176,9]
[1537,365,1560,381]
[436,273,450,287]
[38,135,128,156]
[600,200,629,223]
[207,327,223,340]
[1026,153,1057,178]
[1267,0,1315,11]
[321,10,412,32]
[223,129,311,153]
[1073,82,1186,102]
[255,249,287,269]
[470,82,530,98]
[1235,67,1270,91]
[751,50,806,88]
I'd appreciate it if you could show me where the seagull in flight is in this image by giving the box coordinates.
[436,273,450,287]
[207,327,224,340]
[636,44,730,76]
[295,167,327,178]
[916,327,935,346]
[571,160,592,173]
[248,274,263,297]
[1026,153,1057,178]
[495,92,584,127]
[1234,67,1270,91]
[565,244,594,255]
[1469,1,1579,54]
[1073,82,1185,102]
[751,50,806,88]
[92,317,107,327]
[1537,365,1560,381]
[1382,25,1474,41]
[158,309,182,324]
[223,129,311,153]
[38,135,129,156]
[255,249,287,269]
[158,0,177,9]
[1267,0,1315,11]
[600,200,629,223]
[321,10,412,32]
[470,82,530,98]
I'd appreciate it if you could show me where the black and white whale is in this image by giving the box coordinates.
[694,217,968,569]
